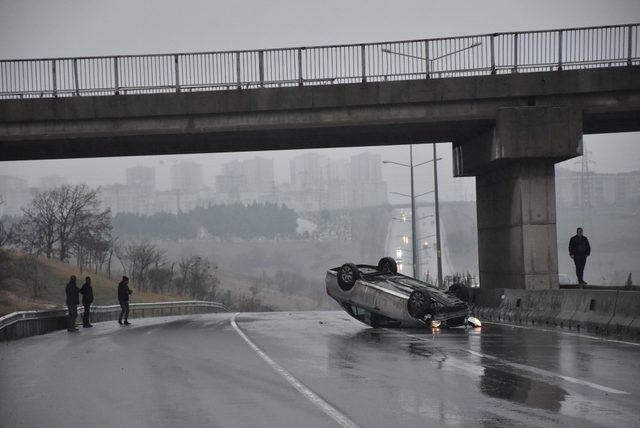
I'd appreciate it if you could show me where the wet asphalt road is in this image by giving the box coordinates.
[1,311,639,428]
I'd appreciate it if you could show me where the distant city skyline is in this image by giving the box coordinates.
[3,158,639,217]
[1,134,639,205]
[0,143,476,204]
[1,150,392,216]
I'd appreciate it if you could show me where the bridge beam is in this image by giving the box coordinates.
[454,106,583,290]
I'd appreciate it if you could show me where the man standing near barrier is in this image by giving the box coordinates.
[65,275,79,332]
[569,227,591,285]
[118,276,133,326]
[80,276,94,328]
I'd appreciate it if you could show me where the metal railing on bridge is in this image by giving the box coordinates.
[1,23,638,99]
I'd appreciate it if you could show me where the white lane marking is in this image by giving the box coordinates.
[230,313,360,428]
[465,350,628,395]
[386,329,629,395]
[482,321,640,347]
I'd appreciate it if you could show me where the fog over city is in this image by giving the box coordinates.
[1,136,639,201]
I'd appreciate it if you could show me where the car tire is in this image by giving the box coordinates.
[337,263,360,291]
[377,257,398,274]
[448,283,470,302]
[407,290,431,319]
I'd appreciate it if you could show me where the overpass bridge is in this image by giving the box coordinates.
[1,23,640,291]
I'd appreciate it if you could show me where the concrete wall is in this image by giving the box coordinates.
[0,302,228,342]
[470,288,640,339]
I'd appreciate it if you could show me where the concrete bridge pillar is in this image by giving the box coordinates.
[453,106,583,290]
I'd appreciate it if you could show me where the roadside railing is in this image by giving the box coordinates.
[0,300,229,341]
[1,23,638,99]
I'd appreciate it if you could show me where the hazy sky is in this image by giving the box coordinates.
[1,0,639,202]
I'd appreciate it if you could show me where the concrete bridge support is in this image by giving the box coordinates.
[454,106,583,290]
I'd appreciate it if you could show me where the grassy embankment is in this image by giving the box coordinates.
[0,250,185,317]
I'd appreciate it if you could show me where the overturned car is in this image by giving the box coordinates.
[326,257,480,328]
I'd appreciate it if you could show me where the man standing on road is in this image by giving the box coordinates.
[80,276,94,328]
[65,275,80,332]
[569,227,591,285]
[118,276,133,326]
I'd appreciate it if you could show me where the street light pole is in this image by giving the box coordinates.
[383,149,441,280]
[381,43,469,284]
[433,143,443,287]
[409,145,419,279]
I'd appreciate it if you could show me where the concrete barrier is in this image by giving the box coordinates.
[469,288,504,321]
[553,289,582,330]
[497,289,528,324]
[469,288,640,340]
[527,290,563,328]
[517,290,547,326]
[609,291,640,338]
[569,290,617,335]
[517,291,534,324]
[514,291,534,325]
[0,301,229,342]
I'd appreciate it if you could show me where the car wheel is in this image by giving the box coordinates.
[407,290,431,319]
[337,263,360,291]
[377,257,398,274]
[448,283,470,302]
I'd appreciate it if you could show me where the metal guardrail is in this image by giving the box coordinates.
[1,23,638,99]
[0,300,229,331]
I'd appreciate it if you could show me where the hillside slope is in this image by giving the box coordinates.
[0,250,186,316]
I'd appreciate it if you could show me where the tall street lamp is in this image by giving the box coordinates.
[380,47,463,286]
[432,143,443,287]
[383,144,441,280]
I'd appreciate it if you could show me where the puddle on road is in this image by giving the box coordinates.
[339,327,570,413]
[403,333,569,412]
[480,366,567,411]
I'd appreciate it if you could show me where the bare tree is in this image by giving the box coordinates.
[75,233,111,274]
[14,191,58,258]
[72,207,112,272]
[106,236,118,279]
[0,196,9,248]
[0,222,8,248]
[117,242,165,292]
[175,257,194,295]
[176,256,219,300]
[11,218,43,256]
[53,185,110,262]
[12,185,111,262]
[249,283,259,297]
[16,254,45,299]
[147,263,174,294]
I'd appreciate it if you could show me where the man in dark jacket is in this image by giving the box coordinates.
[117,276,133,325]
[65,275,80,332]
[569,227,591,285]
[80,276,94,328]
